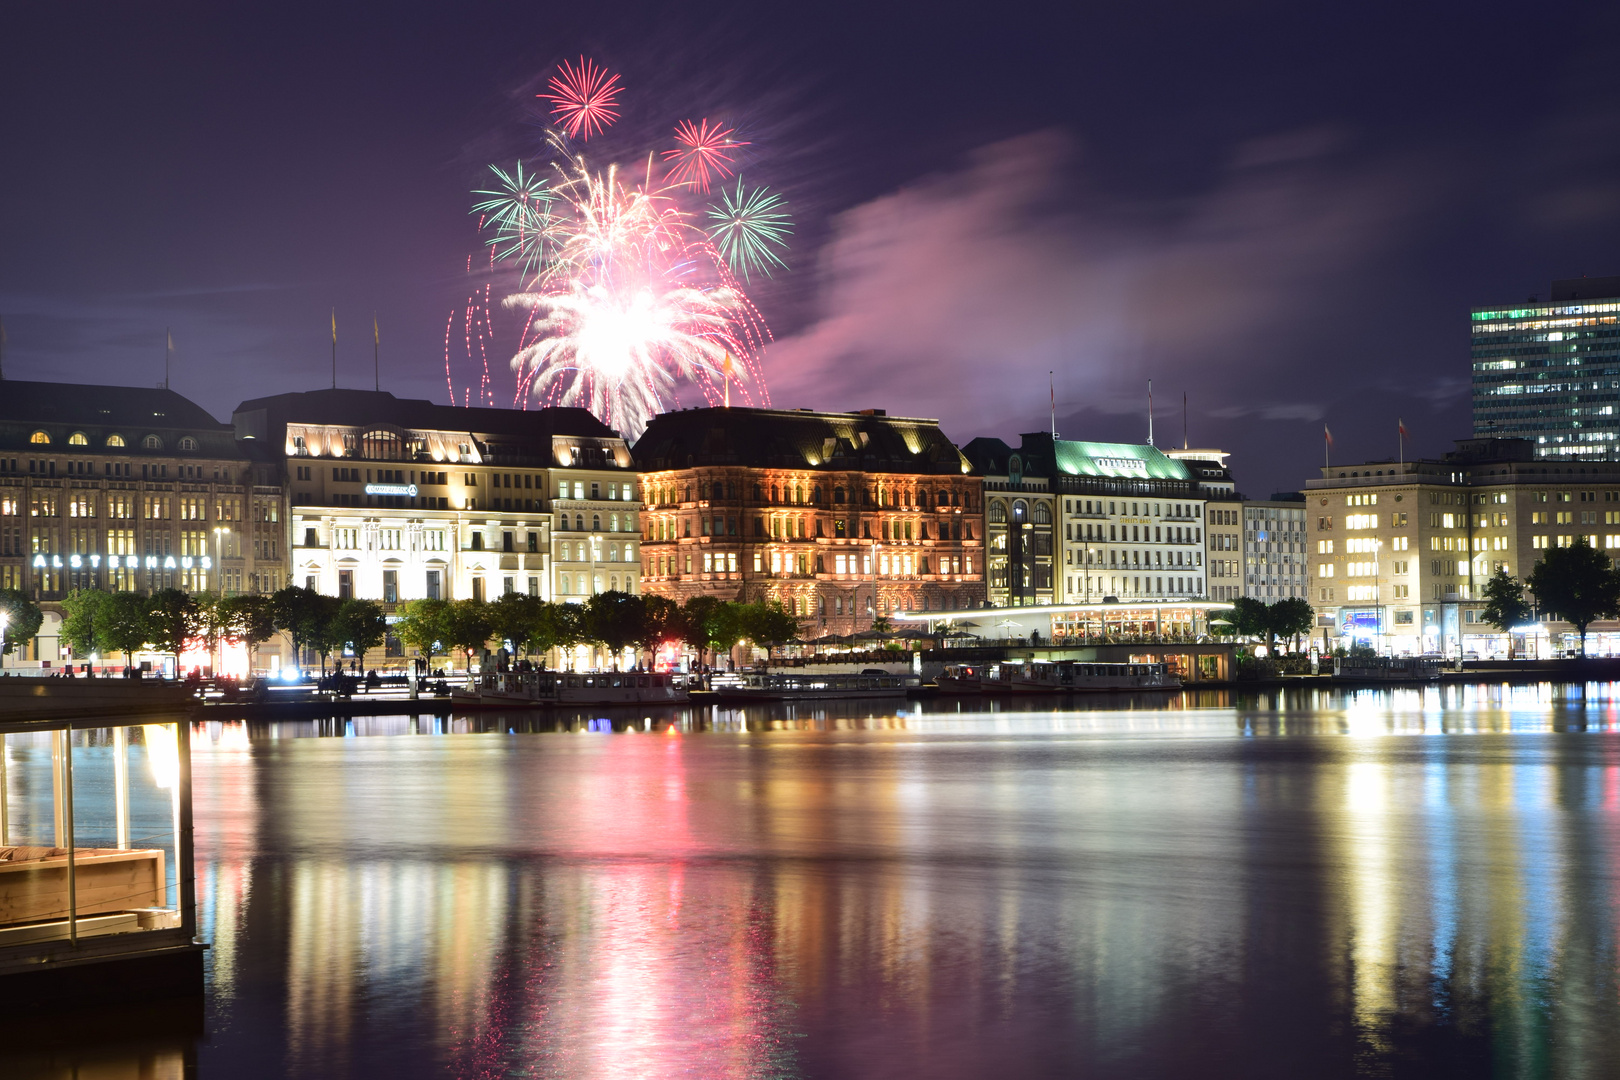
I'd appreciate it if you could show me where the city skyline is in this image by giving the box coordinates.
[5,2,1620,498]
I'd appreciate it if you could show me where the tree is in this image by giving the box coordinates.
[193,591,229,672]
[681,595,742,667]
[488,593,543,657]
[103,592,154,674]
[1527,539,1620,656]
[736,600,801,655]
[583,590,643,666]
[636,594,683,664]
[394,598,448,670]
[1268,598,1315,653]
[334,598,387,668]
[1229,597,1270,642]
[438,598,494,683]
[270,586,342,675]
[59,589,112,659]
[1481,568,1533,652]
[0,589,43,657]
[219,593,277,672]
[146,588,201,670]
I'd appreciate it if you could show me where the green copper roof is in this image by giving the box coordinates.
[1051,440,1192,481]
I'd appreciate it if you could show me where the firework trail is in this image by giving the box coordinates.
[460,58,784,438]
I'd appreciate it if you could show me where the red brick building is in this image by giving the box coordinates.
[631,407,986,635]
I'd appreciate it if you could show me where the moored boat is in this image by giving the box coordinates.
[934,663,985,693]
[712,670,920,701]
[466,670,690,706]
[985,659,1181,693]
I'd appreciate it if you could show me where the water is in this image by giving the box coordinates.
[21,684,1620,1078]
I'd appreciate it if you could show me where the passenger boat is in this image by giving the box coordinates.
[934,663,985,693]
[1331,656,1442,682]
[466,670,690,706]
[712,670,920,701]
[985,660,1181,693]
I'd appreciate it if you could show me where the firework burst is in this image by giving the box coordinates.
[538,57,622,140]
[463,59,782,438]
[706,180,791,281]
[663,118,748,193]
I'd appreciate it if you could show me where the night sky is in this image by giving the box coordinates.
[4,1,1619,496]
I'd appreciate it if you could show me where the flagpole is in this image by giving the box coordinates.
[1049,371,1056,438]
[331,309,337,390]
[1147,379,1154,446]
[1,314,7,382]
[373,314,379,392]
[1398,418,1404,466]
[165,327,171,390]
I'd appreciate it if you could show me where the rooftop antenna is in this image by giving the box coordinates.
[1049,370,1057,438]
[1147,379,1154,446]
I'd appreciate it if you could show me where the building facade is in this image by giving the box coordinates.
[1167,448,1241,602]
[0,381,285,664]
[1306,437,1620,654]
[970,435,1208,605]
[232,390,638,614]
[633,407,986,634]
[959,438,1055,607]
[1472,276,1620,459]
[1243,497,1309,600]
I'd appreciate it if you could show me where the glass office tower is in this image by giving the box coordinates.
[1472,277,1620,459]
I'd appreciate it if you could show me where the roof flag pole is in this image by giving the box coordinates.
[1049,370,1056,439]
[331,309,337,390]
[1324,423,1333,469]
[1147,379,1154,446]
[373,313,380,392]
[1183,391,1188,450]
[164,327,172,390]
[1398,417,1408,466]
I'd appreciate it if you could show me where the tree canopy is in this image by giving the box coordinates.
[0,589,43,655]
[1527,540,1620,656]
[1481,568,1534,635]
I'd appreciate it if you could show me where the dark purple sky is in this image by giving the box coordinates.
[4,1,1619,495]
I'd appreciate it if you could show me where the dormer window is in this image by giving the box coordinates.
[143,435,163,450]
[68,432,88,446]
[106,434,126,447]
[178,436,198,452]
[29,431,49,445]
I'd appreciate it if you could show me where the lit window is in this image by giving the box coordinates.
[106,433,125,447]
[29,431,49,445]
[68,432,88,446]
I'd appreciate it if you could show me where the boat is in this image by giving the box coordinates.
[464,670,691,706]
[712,670,920,701]
[934,663,985,693]
[1331,656,1442,682]
[985,659,1181,693]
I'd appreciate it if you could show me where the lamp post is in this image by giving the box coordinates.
[0,610,8,672]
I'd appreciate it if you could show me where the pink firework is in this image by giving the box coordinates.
[538,57,622,140]
[662,119,748,192]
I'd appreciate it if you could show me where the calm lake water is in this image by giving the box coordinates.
[16,684,1620,1078]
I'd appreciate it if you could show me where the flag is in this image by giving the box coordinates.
[167,329,174,352]
[331,308,337,344]
[373,315,379,346]
[1398,418,1408,439]
[1324,424,1333,447]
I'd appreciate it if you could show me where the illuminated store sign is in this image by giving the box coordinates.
[31,554,211,570]
[365,483,419,497]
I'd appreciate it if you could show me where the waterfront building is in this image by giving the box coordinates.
[632,407,985,634]
[231,390,639,621]
[1242,496,1309,600]
[1472,275,1620,459]
[958,437,1056,607]
[968,434,1207,605]
[0,380,283,665]
[1166,448,1242,602]
[1306,436,1620,655]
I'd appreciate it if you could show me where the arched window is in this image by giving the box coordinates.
[178,436,198,451]
[106,433,126,448]
[833,486,845,504]
[558,515,569,531]
[937,490,948,506]
[1033,502,1051,524]
[812,485,822,504]
[142,434,163,450]
[362,430,403,460]
[575,514,584,531]
[68,432,88,446]
[988,500,1007,524]
[29,431,50,445]
[1013,500,1028,522]
[592,514,601,531]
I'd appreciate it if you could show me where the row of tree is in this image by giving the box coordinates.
[394,592,802,672]
[1220,596,1316,652]
[1481,540,1620,656]
[57,586,387,674]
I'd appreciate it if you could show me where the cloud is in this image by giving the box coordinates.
[761,129,1433,442]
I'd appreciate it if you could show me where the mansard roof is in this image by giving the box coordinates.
[631,407,974,476]
[0,379,240,457]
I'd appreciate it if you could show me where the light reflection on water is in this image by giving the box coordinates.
[76,684,1620,1077]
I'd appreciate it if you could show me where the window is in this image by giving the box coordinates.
[988,501,1007,524]
[67,432,88,446]
[142,434,163,450]
[362,430,404,460]
[29,431,49,445]
[178,436,198,451]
